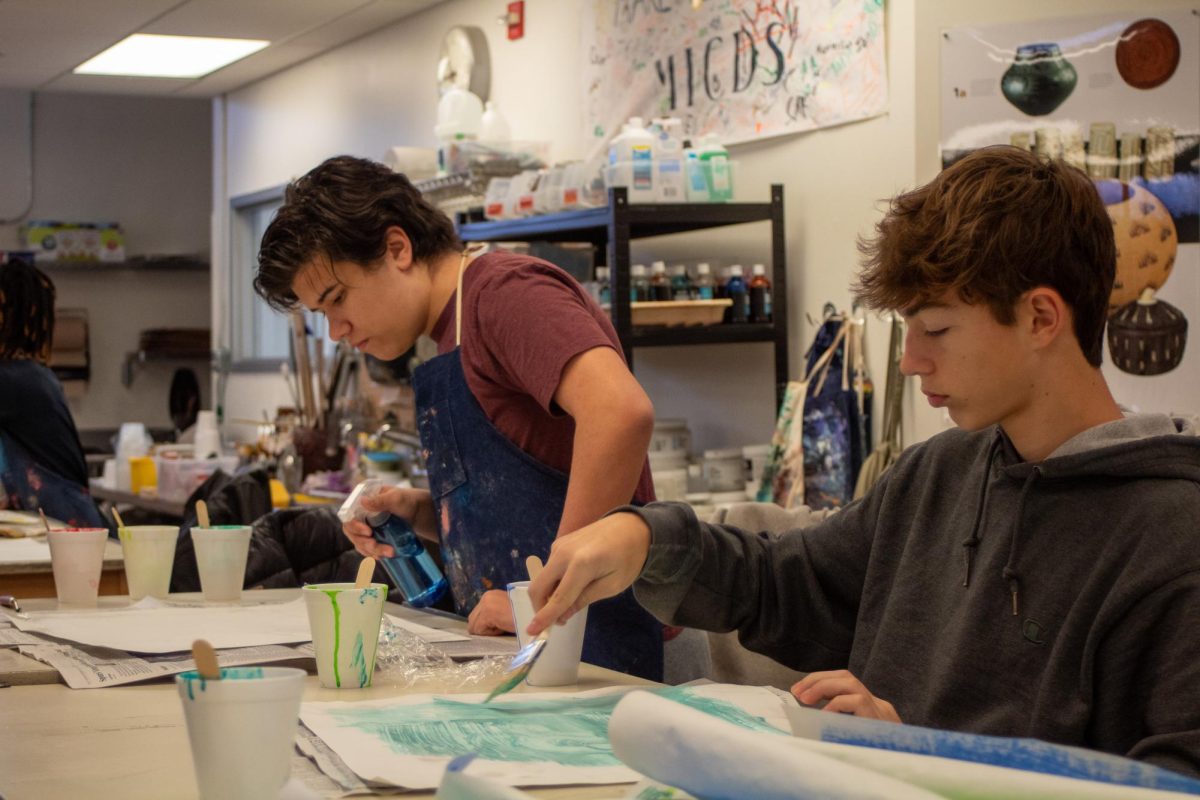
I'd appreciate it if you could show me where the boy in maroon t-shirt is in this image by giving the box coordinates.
[254,155,663,680]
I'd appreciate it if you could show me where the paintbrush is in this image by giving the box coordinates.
[483,555,550,703]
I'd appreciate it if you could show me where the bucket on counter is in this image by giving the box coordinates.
[650,419,692,458]
[649,450,689,502]
[702,448,746,493]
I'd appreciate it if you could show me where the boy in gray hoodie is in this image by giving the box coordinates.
[527,146,1200,777]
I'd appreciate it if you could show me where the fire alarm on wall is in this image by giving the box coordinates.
[506,1,524,41]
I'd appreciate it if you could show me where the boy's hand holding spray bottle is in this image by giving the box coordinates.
[338,479,448,608]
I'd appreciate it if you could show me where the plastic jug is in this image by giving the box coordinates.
[651,117,686,203]
[607,117,658,203]
[479,101,512,143]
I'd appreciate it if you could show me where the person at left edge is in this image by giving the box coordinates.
[0,256,106,529]
[254,155,663,680]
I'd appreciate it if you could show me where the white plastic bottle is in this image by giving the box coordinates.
[652,117,686,203]
[698,134,733,202]
[607,117,658,203]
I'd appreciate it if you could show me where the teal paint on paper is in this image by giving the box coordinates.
[325,686,782,766]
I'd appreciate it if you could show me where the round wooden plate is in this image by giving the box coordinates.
[1115,18,1180,90]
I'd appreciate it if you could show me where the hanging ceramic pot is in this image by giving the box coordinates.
[1107,288,1188,376]
[1001,43,1077,117]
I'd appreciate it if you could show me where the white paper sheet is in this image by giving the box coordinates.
[0,537,53,565]
[300,683,791,791]
[387,614,467,643]
[11,597,313,653]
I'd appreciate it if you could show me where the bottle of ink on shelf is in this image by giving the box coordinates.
[749,263,773,323]
[595,266,611,307]
[726,264,749,324]
[338,480,448,608]
[631,263,651,302]
[694,263,716,300]
[649,260,672,301]
[670,264,693,300]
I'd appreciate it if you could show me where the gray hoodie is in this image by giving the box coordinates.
[630,415,1200,776]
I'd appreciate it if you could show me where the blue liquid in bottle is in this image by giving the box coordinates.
[367,512,448,608]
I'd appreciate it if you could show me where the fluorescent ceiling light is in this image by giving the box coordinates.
[74,33,269,79]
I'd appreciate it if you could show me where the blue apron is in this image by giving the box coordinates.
[411,255,662,681]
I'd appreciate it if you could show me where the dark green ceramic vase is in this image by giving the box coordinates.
[1001,43,1077,117]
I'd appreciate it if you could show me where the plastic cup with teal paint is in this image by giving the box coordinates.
[174,665,306,800]
[46,527,109,607]
[118,524,178,600]
[302,582,387,689]
[192,525,251,602]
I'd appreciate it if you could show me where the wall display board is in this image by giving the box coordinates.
[941,9,1200,414]
[582,0,887,150]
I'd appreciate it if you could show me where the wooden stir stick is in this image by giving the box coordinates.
[37,508,52,535]
[195,500,210,529]
[111,507,126,530]
[191,638,221,680]
[526,555,543,581]
[355,557,376,589]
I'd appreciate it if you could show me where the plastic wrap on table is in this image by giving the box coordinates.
[374,615,509,689]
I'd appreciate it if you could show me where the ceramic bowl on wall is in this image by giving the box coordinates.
[1095,179,1178,313]
[1115,18,1180,90]
[1001,43,1077,117]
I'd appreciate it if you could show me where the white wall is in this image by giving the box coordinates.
[217,0,919,453]
[1,91,213,433]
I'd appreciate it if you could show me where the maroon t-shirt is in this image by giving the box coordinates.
[430,250,655,506]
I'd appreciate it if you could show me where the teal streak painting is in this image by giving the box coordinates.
[325,686,783,767]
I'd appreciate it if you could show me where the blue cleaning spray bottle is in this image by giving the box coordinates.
[338,479,448,608]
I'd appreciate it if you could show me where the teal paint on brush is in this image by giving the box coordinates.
[179,667,266,700]
[325,686,782,767]
[321,589,343,688]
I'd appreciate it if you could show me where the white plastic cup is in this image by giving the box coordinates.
[46,528,109,607]
[302,582,387,689]
[192,525,251,602]
[507,581,588,687]
[175,666,306,800]
[118,525,178,600]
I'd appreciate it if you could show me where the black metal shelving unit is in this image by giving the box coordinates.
[458,185,789,407]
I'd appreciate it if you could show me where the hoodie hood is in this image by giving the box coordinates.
[961,414,1200,617]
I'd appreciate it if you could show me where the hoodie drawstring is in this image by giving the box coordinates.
[1002,466,1041,616]
[962,434,1003,587]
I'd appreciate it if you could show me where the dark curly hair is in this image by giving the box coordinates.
[254,155,461,311]
[0,256,55,363]
[854,145,1116,366]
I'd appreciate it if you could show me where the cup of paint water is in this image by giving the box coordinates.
[118,524,178,601]
[302,582,387,689]
[46,527,109,607]
[192,525,251,602]
[506,580,588,686]
[175,665,306,800]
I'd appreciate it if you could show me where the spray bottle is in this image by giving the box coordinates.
[338,479,448,608]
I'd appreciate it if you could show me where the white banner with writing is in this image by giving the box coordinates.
[582,0,887,151]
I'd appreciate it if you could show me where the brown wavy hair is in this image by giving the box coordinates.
[254,155,461,311]
[0,257,55,363]
[853,145,1115,366]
